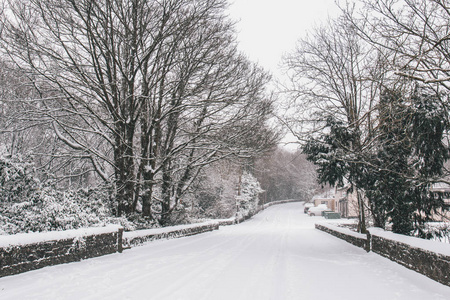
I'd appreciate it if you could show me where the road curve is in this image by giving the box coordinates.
[0,202,449,300]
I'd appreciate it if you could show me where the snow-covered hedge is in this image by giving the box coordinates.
[236,171,263,219]
[0,149,141,235]
[0,186,139,235]
[0,148,39,204]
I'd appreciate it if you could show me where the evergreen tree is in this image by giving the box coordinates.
[361,88,449,235]
[303,117,354,188]
[360,90,414,233]
[303,117,367,233]
[408,90,449,236]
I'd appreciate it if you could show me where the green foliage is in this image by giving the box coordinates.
[303,88,449,236]
[409,92,449,177]
[360,89,449,235]
[303,117,354,187]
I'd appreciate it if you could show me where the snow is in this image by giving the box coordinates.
[1,202,449,299]
[369,227,450,257]
[143,164,154,173]
[123,221,219,240]
[316,221,367,239]
[0,225,122,248]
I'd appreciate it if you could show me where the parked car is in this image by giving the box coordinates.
[304,203,314,213]
[308,204,332,216]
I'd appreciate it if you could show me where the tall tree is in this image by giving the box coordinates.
[0,0,277,221]
[340,0,450,234]
[344,0,450,91]
[282,16,385,232]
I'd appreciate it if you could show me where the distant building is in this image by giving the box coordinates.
[311,189,335,211]
[334,185,361,219]
[429,183,450,222]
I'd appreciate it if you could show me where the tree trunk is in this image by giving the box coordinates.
[357,189,367,233]
[114,121,136,216]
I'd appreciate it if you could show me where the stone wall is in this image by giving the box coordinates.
[315,223,368,251]
[0,227,121,278]
[369,230,450,287]
[263,199,302,208]
[233,199,302,224]
[123,222,219,247]
[316,223,450,287]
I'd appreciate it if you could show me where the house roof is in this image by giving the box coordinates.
[312,189,335,200]
[430,182,450,192]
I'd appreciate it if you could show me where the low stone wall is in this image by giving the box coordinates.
[315,223,368,251]
[263,199,302,209]
[0,226,122,278]
[369,229,450,287]
[316,223,450,287]
[123,222,219,247]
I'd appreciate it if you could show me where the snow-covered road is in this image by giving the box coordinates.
[1,202,449,300]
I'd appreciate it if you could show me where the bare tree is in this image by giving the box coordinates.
[342,0,450,91]
[0,0,277,221]
[254,148,318,203]
[282,16,388,232]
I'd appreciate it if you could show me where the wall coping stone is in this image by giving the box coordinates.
[0,225,122,248]
[368,227,450,257]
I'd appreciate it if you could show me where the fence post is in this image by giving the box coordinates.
[118,227,124,253]
[365,231,371,253]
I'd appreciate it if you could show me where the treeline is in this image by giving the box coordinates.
[0,0,284,229]
[282,0,450,236]
[0,0,319,233]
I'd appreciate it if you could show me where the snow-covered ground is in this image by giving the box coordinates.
[1,202,449,300]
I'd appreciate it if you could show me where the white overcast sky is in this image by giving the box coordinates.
[227,0,340,77]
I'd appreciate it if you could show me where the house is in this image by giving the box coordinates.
[429,183,450,222]
[334,185,361,219]
[333,183,450,221]
[311,189,335,211]
[313,197,335,211]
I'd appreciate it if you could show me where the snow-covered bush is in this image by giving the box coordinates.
[194,183,237,220]
[0,147,39,203]
[0,179,143,234]
[0,148,150,234]
[0,186,109,233]
[413,222,450,244]
[174,163,238,222]
[236,171,263,219]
